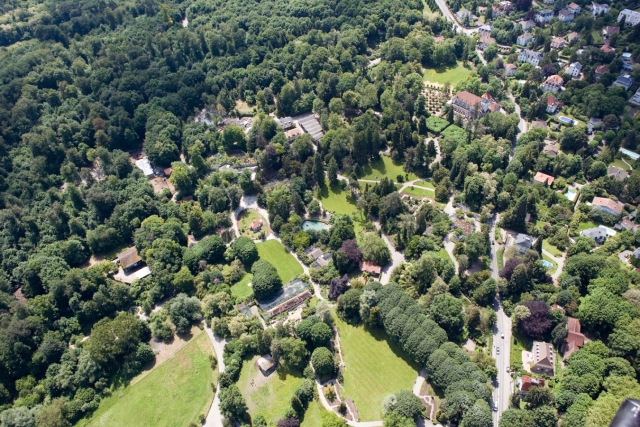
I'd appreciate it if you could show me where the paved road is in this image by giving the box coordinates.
[203,323,230,427]
[433,0,477,35]
[489,216,513,426]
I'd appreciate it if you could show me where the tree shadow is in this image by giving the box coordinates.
[362,325,423,372]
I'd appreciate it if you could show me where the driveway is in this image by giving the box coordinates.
[203,323,229,427]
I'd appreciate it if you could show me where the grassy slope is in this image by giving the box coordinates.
[231,273,253,300]
[300,400,325,427]
[423,62,474,86]
[80,333,215,427]
[237,356,305,425]
[402,186,434,197]
[335,316,419,421]
[542,240,563,257]
[358,156,418,181]
[317,180,358,215]
[256,240,303,284]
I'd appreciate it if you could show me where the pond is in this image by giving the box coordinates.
[301,220,331,231]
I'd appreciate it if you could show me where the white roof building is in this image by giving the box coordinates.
[619,9,640,26]
[135,158,154,177]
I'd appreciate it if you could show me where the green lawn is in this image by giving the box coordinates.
[300,401,324,427]
[317,180,358,216]
[79,333,216,427]
[610,158,631,171]
[231,273,253,301]
[577,221,599,232]
[237,356,305,425]
[437,248,452,263]
[591,29,603,45]
[256,240,303,284]
[415,180,435,189]
[402,186,434,197]
[423,62,474,86]
[358,156,418,182]
[542,253,558,276]
[335,316,419,421]
[497,246,505,271]
[542,240,563,257]
[238,209,267,239]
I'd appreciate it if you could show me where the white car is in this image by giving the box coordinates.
[501,333,504,339]
[493,400,499,412]
[496,347,500,355]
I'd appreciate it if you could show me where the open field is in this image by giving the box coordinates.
[237,356,305,425]
[318,180,358,215]
[79,333,215,427]
[402,186,434,197]
[231,273,253,301]
[235,99,255,115]
[497,246,505,270]
[610,158,631,171]
[423,62,474,86]
[577,221,599,232]
[300,400,324,427]
[335,316,419,421]
[415,180,435,189]
[542,240,563,257]
[256,240,303,284]
[358,156,417,182]
[238,209,267,239]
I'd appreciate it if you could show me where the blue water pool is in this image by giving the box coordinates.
[541,260,553,268]
[558,116,575,125]
[301,220,331,231]
[565,191,577,201]
[621,148,640,160]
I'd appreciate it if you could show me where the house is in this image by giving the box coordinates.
[536,9,554,24]
[515,233,535,253]
[619,9,640,26]
[451,90,501,120]
[504,64,517,77]
[478,6,487,15]
[163,167,173,177]
[306,247,323,260]
[456,9,474,21]
[566,31,581,43]
[135,158,154,177]
[256,355,276,375]
[187,235,198,248]
[498,1,513,12]
[608,165,629,181]
[517,32,534,46]
[612,74,634,90]
[592,196,625,216]
[563,317,586,360]
[519,49,544,66]
[518,376,545,397]
[551,36,565,50]
[284,127,303,141]
[532,120,548,129]
[311,252,332,268]
[632,248,640,267]
[592,2,610,17]
[492,5,503,17]
[629,88,640,106]
[620,53,635,71]
[531,341,555,375]
[546,96,561,114]
[249,218,263,232]
[603,26,620,37]
[478,23,493,37]
[276,117,294,129]
[542,144,558,156]
[534,171,555,185]
[595,65,609,80]
[543,0,554,4]
[541,75,564,92]
[558,9,574,23]
[567,2,581,14]
[478,36,496,50]
[615,216,638,233]
[566,62,582,78]
[361,261,381,276]
[580,227,607,243]
[520,20,536,31]
[117,247,144,273]
[601,45,616,53]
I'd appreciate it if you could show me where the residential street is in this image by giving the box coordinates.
[432,0,477,35]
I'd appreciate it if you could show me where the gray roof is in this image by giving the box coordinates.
[580,227,606,239]
[613,75,633,88]
[633,248,640,258]
[608,166,629,181]
[515,233,534,248]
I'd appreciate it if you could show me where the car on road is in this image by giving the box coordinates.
[496,347,500,355]
[493,400,498,411]
[501,333,504,338]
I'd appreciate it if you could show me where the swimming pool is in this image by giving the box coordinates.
[565,191,577,201]
[541,260,553,268]
[301,220,331,231]
[558,116,575,125]
[621,148,640,160]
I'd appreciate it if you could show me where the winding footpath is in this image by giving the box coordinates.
[203,323,229,427]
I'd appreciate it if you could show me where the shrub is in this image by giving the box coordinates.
[426,116,450,133]
[311,347,334,376]
[251,259,282,300]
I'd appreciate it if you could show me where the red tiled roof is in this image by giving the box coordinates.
[596,65,609,74]
[361,261,381,274]
[547,96,559,106]
[544,75,564,85]
[602,45,615,53]
[592,196,624,215]
[534,172,555,185]
[454,90,483,106]
[567,317,581,333]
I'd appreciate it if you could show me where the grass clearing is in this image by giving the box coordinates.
[231,273,253,301]
[256,240,303,284]
[610,158,631,171]
[497,246,505,270]
[317,180,358,216]
[335,316,419,421]
[358,156,417,182]
[237,356,305,425]
[423,62,475,86]
[235,100,255,115]
[415,180,435,189]
[402,186,434,198]
[591,29,603,44]
[577,221,599,232]
[238,209,267,239]
[542,240,563,257]
[79,333,215,427]
[300,400,324,427]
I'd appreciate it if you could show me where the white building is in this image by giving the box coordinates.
[517,32,534,46]
[536,9,554,23]
[135,158,154,177]
[519,49,544,66]
[478,23,493,37]
[629,88,640,106]
[558,9,574,22]
[619,9,640,26]
[566,62,582,78]
[592,2,610,17]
